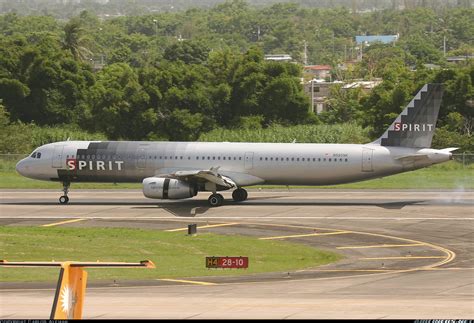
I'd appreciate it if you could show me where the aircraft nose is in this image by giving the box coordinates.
[15,159,28,176]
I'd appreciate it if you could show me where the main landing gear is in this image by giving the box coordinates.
[59,182,70,204]
[208,193,224,207]
[207,188,248,207]
[232,188,248,202]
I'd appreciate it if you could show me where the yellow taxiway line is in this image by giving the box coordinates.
[42,218,87,227]
[337,243,425,249]
[158,279,217,286]
[165,223,238,232]
[361,256,447,260]
[259,231,351,240]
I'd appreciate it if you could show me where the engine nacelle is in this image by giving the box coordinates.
[142,177,197,199]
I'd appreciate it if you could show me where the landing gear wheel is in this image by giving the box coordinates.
[59,195,69,204]
[59,182,70,205]
[232,188,248,202]
[208,193,224,207]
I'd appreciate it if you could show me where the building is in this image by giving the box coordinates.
[446,55,474,64]
[342,79,383,92]
[264,54,292,62]
[303,65,332,81]
[304,79,382,114]
[355,35,399,45]
[355,35,399,60]
[304,80,339,114]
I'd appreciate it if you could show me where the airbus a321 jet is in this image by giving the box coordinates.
[16,83,456,207]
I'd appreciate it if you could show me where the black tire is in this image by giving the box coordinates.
[232,188,248,202]
[59,196,69,204]
[208,193,224,207]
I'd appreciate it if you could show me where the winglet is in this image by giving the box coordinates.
[0,260,155,319]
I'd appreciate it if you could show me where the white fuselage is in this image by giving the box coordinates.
[16,141,452,188]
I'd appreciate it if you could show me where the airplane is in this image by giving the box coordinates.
[16,83,456,207]
[0,259,154,319]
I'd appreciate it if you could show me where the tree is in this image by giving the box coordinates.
[163,40,210,65]
[62,18,92,61]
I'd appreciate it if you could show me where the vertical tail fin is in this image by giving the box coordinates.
[51,262,87,319]
[372,83,444,148]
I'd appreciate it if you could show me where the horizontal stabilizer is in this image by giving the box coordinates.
[395,154,430,163]
[0,260,155,268]
[440,147,459,153]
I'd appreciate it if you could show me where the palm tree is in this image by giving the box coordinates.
[63,18,92,62]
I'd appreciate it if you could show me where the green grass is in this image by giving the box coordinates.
[1,160,472,189]
[0,226,341,282]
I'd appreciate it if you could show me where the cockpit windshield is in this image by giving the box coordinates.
[30,152,42,159]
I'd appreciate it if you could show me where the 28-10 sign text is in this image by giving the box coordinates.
[206,257,249,269]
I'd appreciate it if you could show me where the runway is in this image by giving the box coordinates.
[1,189,473,319]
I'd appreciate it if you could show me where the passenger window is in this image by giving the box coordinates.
[37,152,41,159]
[239,157,242,160]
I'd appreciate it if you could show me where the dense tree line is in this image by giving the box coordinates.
[1,0,471,19]
[0,1,472,152]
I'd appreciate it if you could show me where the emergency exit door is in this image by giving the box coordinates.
[362,148,374,172]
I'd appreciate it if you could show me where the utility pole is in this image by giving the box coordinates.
[303,40,308,65]
[443,35,446,57]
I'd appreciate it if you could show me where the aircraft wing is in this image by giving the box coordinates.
[159,168,237,189]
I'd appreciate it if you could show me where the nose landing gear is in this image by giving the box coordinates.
[59,182,70,204]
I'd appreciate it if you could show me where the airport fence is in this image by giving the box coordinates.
[0,153,473,171]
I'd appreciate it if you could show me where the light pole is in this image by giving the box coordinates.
[152,19,158,37]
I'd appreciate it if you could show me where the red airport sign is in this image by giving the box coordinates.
[206,256,249,269]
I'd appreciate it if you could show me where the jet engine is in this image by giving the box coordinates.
[142,177,197,199]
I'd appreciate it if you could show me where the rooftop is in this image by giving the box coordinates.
[355,35,399,44]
